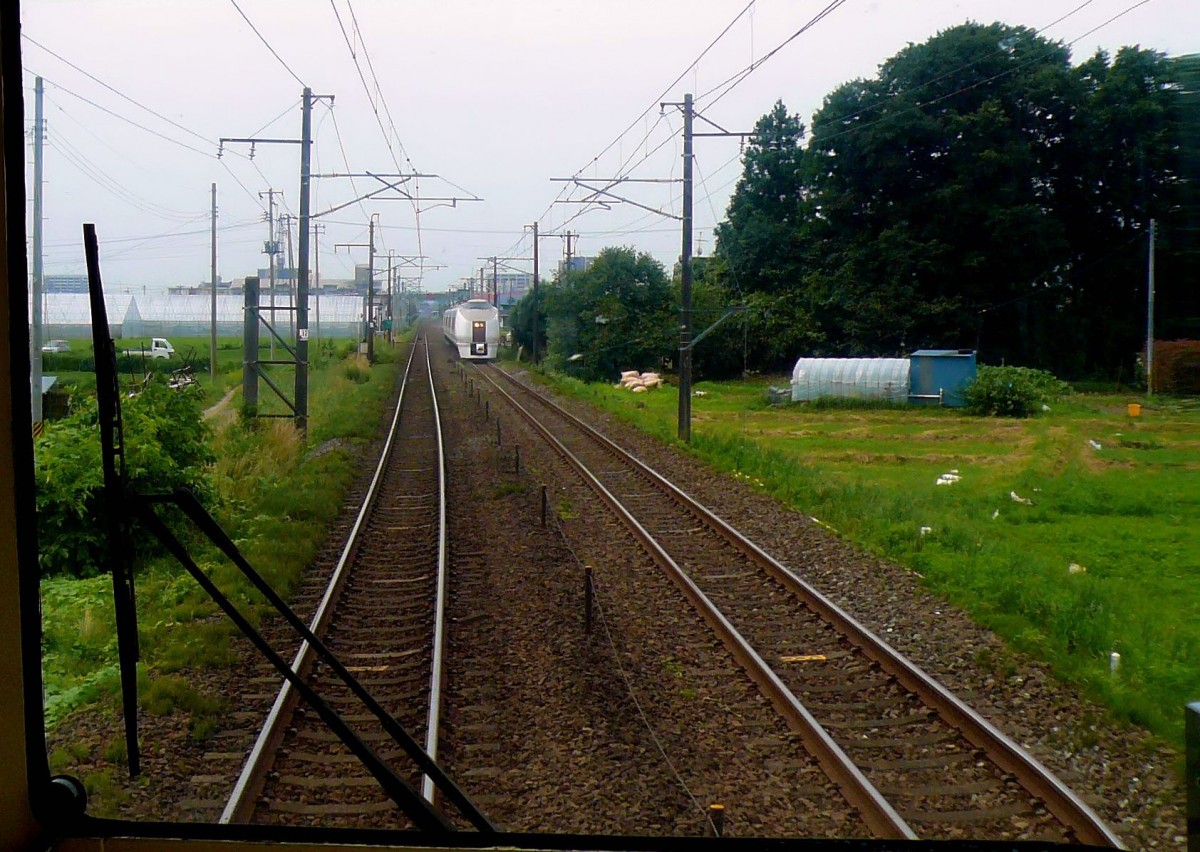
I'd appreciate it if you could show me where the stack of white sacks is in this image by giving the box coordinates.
[617,370,664,393]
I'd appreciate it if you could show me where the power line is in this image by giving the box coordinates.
[48,133,201,220]
[329,0,424,265]
[28,69,215,157]
[778,0,1103,146]
[532,1,757,230]
[698,0,850,108]
[813,0,1156,148]
[45,92,204,190]
[221,159,268,212]
[228,0,307,87]
[22,34,218,147]
[573,0,756,180]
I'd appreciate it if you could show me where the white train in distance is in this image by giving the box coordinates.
[442,298,500,360]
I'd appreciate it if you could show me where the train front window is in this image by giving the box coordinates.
[11,0,1197,849]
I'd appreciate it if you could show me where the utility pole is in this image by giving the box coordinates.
[530,221,540,364]
[31,76,44,424]
[656,92,752,442]
[478,267,484,299]
[678,92,694,443]
[295,87,320,432]
[210,182,218,382]
[335,221,378,362]
[367,214,377,362]
[260,188,281,359]
[387,250,394,345]
[564,231,577,270]
[282,213,296,340]
[222,87,331,432]
[1147,218,1156,398]
[492,256,499,307]
[313,221,325,355]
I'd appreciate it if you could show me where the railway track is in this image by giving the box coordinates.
[472,362,1123,846]
[220,336,490,830]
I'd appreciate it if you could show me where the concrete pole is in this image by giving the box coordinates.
[367,215,376,363]
[296,87,313,431]
[531,220,540,365]
[678,92,694,443]
[1146,218,1155,398]
[31,77,44,423]
[210,182,217,382]
[313,222,321,356]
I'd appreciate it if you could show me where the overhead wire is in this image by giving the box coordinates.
[671,0,1145,257]
[44,92,202,190]
[48,132,201,220]
[812,0,1156,148]
[227,0,307,87]
[329,0,424,274]
[29,70,215,158]
[22,34,218,148]
[530,1,758,232]
[698,0,850,108]
[780,0,1103,146]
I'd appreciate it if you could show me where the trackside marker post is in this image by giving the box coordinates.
[540,485,548,527]
[1188,702,1199,852]
[584,566,593,635]
[708,803,725,837]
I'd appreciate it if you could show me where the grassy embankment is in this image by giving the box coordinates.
[538,370,1199,747]
[40,335,407,805]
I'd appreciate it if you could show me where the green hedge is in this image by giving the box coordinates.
[963,365,1072,417]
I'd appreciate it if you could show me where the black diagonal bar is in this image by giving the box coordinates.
[83,223,141,777]
[153,487,496,832]
[133,500,455,832]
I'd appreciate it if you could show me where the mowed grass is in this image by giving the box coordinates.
[543,373,1200,745]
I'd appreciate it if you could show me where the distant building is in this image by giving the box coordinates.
[42,274,89,293]
[558,256,594,275]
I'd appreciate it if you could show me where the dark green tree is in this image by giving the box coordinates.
[507,286,546,362]
[714,101,809,297]
[542,246,674,382]
[711,23,1189,378]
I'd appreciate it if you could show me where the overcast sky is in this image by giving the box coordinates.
[18,0,1197,294]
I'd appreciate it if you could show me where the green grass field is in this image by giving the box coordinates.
[542,372,1200,746]
[39,334,361,401]
[40,337,405,780]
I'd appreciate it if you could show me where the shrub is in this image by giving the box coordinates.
[963,365,1071,417]
[35,377,216,576]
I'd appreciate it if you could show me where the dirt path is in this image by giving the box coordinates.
[203,384,238,427]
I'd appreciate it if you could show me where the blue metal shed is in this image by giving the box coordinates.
[908,349,976,407]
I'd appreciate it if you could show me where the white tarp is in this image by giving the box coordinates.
[791,357,910,403]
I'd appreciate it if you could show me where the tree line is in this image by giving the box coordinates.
[510,23,1199,383]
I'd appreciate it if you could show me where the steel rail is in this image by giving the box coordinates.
[221,342,421,824]
[473,364,915,840]
[221,339,495,831]
[481,363,1124,848]
[422,337,450,803]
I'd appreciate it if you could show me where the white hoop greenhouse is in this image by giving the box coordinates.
[790,357,911,403]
